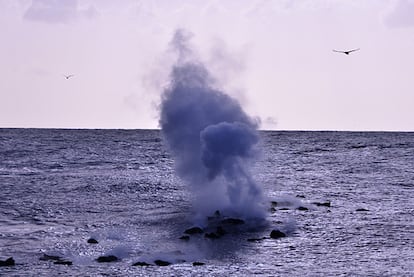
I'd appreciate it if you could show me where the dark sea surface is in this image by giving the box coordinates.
[0,129,413,276]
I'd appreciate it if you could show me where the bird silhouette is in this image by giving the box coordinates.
[333,48,360,55]
[63,74,74,79]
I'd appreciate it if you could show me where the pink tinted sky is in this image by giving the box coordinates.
[0,0,413,131]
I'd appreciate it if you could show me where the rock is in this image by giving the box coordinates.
[154,260,171,266]
[220,218,245,225]
[184,227,204,235]
[40,254,62,261]
[0,257,15,267]
[297,206,309,211]
[356,208,369,212]
[296,195,306,198]
[205,232,220,239]
[179,235,190,241]
[87,238,99,244]
[271,201,278,207]
[270,229,286,239]
[313,202,331,207]
[54,260,72,265]
[96,255,119,263]
[132,261,152,266]
[216,226,226,236]
[193,262,205,266]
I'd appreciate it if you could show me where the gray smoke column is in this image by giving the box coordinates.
[160,30,266,223]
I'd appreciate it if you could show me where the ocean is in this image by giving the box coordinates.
[0,128,413,276]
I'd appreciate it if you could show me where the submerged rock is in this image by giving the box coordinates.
[87,238,99,244]
[205,232,220,239]
[54,260,72,266]
[313,201,331,207]
[132,261,152,266]
[193,262,205,266]
[220,218,245,225]
[184,227,204,234]
[356,208,369,212]
[39,254,62,261]
[216,226,226,236]
[96,255,119,263]
[270,229,286,239]
[179,235,190,241]
[154,260,171,266]
[297,206,309,211]
[0,257,15,267]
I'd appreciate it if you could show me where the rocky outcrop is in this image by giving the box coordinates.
[193,262,205,266]
[154,260,171,266]
[96,255,119,263]
[220,218,245,225]
[313,201,331,207]
[54,260,72,265]
[270,229,286,239]
[0,257,15,267]
[87,238,99,244]
[39,254,72,265]
[184,227,204,235]
[132,261,152,266]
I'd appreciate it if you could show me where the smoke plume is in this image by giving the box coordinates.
[159,29,265,223]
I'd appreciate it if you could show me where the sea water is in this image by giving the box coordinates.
[0,129,413,276]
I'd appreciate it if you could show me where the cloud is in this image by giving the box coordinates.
[383,0,414,28]
[23,0,97,23]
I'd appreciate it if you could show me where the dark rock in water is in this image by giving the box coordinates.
[296,195,306,198]
[54,260,72,266]
[40,254,62,261]
[297,206,309,211]
[270,229,286,239]
[279,207,290,211]
[247,237,267,242]
[87,238,99,244]
[132,261,152,266]
[205,232,220,239]
[216,226,226,236]
[221,218,245,225]
[193,262,205,266]
[313,201,331,207]
[0,257,15,267]
[184,227,204,234]
[179,235,190,241]
[96,255,119,263]
[154,260,171,266]
[356,208,369,212]
[271,201,278,207]
[214,210,221,217]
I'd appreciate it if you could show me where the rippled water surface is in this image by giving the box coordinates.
[1,129,413,276]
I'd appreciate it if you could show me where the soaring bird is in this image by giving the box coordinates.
[63,74,74,79]
[333,48,360,55]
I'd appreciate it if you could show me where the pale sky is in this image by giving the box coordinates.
[1,0,413,131]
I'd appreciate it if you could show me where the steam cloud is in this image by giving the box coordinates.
[160,30,265,223]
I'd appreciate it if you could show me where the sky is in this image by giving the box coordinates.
[0,0,413,131]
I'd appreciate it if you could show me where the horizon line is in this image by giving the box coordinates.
[1,127,413,133]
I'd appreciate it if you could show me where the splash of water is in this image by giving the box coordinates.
[159,30,266,223]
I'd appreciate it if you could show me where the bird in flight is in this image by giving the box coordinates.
[63,74,74,79]
[333,48,360,55]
